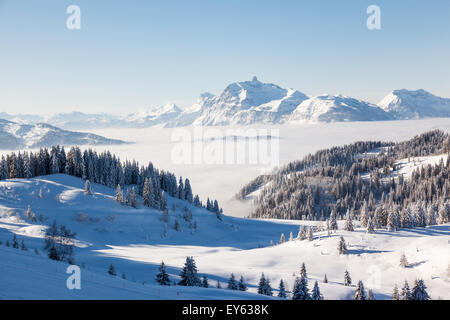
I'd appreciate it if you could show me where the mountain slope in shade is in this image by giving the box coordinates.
[378,89,450,119]
[288,94,393,123]
[0,119,128,150]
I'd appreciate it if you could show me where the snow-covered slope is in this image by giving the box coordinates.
[378,89,450,119]
[0,119,128,150]
[288,94,393,123]
[124,104,182,128]
[188,77,309,126]
[0,174,448,299]
[46,112,124,130]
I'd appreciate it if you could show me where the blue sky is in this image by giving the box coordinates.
[0,0,449,115]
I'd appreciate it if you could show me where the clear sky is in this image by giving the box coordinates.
[0,0,449,115]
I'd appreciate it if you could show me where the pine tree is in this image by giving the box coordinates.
[12,234,19,249]
[288,232,294,241]
[108,264,116,276]
[411,279,430,300]
[179,256,201,286]
[366,216,375,234]
[115,185,124,204]
[354,280,366,300]
[367,289,374,300]
[329,209,338,231]
[156,261,171,285]
[20,239,27,251]
[84,180,92,195]
[344,270,352,286]
[238,276,247,291]
[392,284,399,300]
[344,209,354,231]
[337,236,348,255]
[387,210,397,231]
[279,233,285,244]
[277,279,286,298]
[401,280,411,300]
[323,274,328,283]
[174,219,181,232]
[227,273,238,290]
[257,273,272,296]
[216,280,222,289]
[292,274,310,300]
[311,281,323,300]
[202,276,209,288]
[300,262,307,279]
[360,201,369,228]
[400,252,408,268]
[307,227,314,241]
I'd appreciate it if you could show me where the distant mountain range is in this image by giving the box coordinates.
[2,77,449,129]
[0,119,128,150]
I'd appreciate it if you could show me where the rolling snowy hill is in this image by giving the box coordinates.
[0,119,128,150]
[0,174,448,299]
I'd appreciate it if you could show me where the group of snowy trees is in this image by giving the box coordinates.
[243,130,449,229]
[0,233,28,251]
[44,221,76,263]
[0,145,222,215]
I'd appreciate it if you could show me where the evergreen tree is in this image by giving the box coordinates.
[344,209,354,231]
[12,234,19,249]
[257,273,273,296]
[292,274,310,300]
[387,210,397,231]
[400,252,408,268]
[323,274,328,283]
[354,280,366,300]
[126,187,137,208]
[392,284,399,300]
[84,180,92,195]
[216,280,222,289]
[156,261,171,285]
[238,276,247,291]
[337,236,348,255]
[411,279,430,300]
[329,209,338,231]
[279,233,285,244]
[115,185,124,204]
[201,276,209,288]
[367,289,374,300]
[344,270,352,286]
[401,280,412,300]
[20,239,27,251]
[277,279,286,298]
[311,281,323,300]
[300,262,307,279]
[227,273,238,290]
[307,227,314,241]
[366,216,375,234]
[108,264,117,276]
[179,256,201,286]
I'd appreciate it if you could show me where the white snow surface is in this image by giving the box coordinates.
[0,175,448,299]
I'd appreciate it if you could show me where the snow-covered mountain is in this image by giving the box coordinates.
[0,119,127,149]
[288,94,393,123]
[0,112,44,124]
[378,89,450,119]
[46,112,124,130]
[124,103,182,127]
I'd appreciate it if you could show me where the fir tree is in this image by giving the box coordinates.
[300,263,307,279]
[20,239,27,251]
[279,233,285,244]
[337,236,348,255]
[227,273,238,290]
[216,280,222,289]
[367,289,374,300]
[179,256,201,286]
[238,276,247,291]
[323,274,328,283]
[366,216,375,234]
[344,270,352,286]
[12,234,19,249]
[392,284,400,300]
[115,185,124,204]
[344,209,354,231]
[156,261,171,285]
[292,274,310,300]
[354,280,366,300]
[278,279,286,298]
[84,180,92,195]
[401,280,412,300]
[108,264,117,276]
[411,279,430,300]
[202,276,209,288]
[311,281,323,300]
[400,252,408,268]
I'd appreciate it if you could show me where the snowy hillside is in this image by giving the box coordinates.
[0,175,448,299]
[124,104,182,128]
[0,119,128,150]
[288,94,392,123]
[378,89,450,119]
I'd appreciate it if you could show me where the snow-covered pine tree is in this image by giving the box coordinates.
[367,289,374,300]
[311,281,323,300]
[279,233,285,244]
[160,191,168,212]
[26,205,36,222]
[238,276,247,291]
[21,239,27,250]
[401,280,411,300]
[12,234,19,249]
[288,232,294,241]
[115,185,124,204]
[337,236,348,255]
[108,264,116,276]
[278,279,286,298]
[84,180,92,195]
[174,219,181,232]
[216,280,222,289]
[366,216,375,234]
[392,284,399,300]
[426,205,436,226]
[227,273,238,290]
[354,280,366,300]
[387,210,397,231]
[344,209,354,231]
[411,279,430,300]
[400,252,408,268]
[155,261,171,285]
[184,178,193,203]
[360,200,369,228]
[292,274,310,300]
[437,202,448,224]
[126,187,137,208]
[300,263,307,279]
[178,256,201,287]
[202,276,209,288]
[344,270,352,286]
[307,227,314,241]
[329,209,338,231]
[323,274,328,283]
